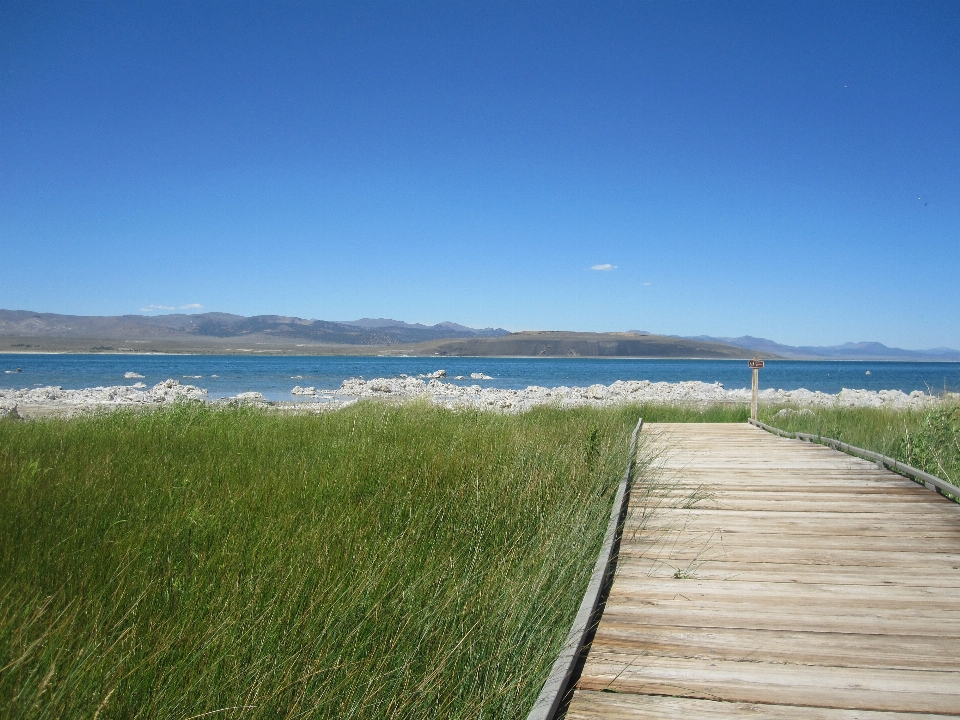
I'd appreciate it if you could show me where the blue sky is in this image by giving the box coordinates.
[2,1,958,348]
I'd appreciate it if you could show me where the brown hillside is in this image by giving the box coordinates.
[381,331,781,359]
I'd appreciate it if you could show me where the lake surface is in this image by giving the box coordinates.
[2,354,959,403]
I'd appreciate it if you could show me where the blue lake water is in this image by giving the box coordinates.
[2,354,959,402]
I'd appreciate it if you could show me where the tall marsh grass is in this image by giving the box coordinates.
[0,402,648,719]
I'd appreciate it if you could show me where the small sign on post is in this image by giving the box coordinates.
[749,359,763,420]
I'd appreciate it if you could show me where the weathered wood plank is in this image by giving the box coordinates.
[594,602,960,637]
[575,656,960,714]
[566,691,960,719]
[644,497,957,511]
[605,576,960,606]
[613,561,960,586]
[587,624,959,671]
[621,533,960,553]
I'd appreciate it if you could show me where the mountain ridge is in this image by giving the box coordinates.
[682,335,960,361]
[0,310,774,358]
[2,310,956,359]
[0,310,509,346]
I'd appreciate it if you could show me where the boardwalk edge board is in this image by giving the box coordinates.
[525,417,644,720]
[749,418,960,500]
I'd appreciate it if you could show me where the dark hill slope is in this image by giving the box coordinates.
[387,331,780,358]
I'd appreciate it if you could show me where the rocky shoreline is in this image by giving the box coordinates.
[1,373,948,418]
[0,379,208,417]
[326,376,939,412]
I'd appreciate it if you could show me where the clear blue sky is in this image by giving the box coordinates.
[2,1,958,348]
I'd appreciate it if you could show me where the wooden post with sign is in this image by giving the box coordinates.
[748,358,764,420]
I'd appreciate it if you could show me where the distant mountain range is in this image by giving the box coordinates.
[0,310,508,346]
[1,310,956,360]
[337,318,508,338]
[0,310,771,358]
[681,335,960,361]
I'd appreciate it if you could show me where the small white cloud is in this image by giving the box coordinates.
[179,303,204,310]
[591,263,617,271]
[643,282,651,286]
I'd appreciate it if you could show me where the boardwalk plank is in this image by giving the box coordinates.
[613,562,960,586]
[575,657,960,714]
[566,691,959,719]
[586,625,958,671]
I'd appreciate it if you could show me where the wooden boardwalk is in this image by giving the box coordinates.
[565,423,960,719]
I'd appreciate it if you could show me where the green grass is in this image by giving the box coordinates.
[759,400,960,487]
[0,401,651,719]
[612,403,748,423]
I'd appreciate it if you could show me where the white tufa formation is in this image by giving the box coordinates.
[0,379,206,415]
[329,377,940,413]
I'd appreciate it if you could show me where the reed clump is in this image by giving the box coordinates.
[0,402,651,719]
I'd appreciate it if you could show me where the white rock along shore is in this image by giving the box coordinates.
[0,375,947,418]
[0,379,207,417]
[326,376,940,412]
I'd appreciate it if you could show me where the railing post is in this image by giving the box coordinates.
[748,358,763,421]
